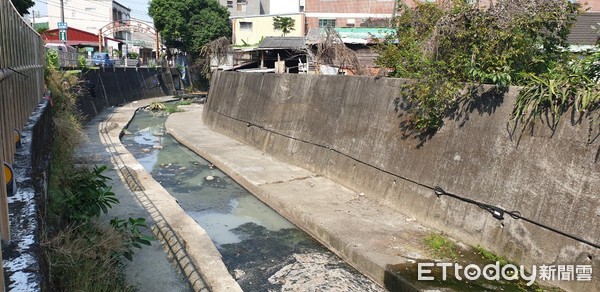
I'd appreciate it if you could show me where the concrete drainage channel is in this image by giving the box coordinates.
[98,97,240,291]
[119,106,384,291]
[98,99,550,292]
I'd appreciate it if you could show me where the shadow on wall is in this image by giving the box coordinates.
[77,67,176,121]
[203,71,600,292]
[394,85,507,149]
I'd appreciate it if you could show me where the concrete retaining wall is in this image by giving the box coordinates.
[78,67,179,121]
[204,71,600,290]
[4,100,53,290]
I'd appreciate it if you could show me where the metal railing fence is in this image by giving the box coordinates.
[0,3,45,286]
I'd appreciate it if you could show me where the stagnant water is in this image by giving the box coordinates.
[121,109,384,291]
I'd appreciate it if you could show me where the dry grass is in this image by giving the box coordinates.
[42,66,134,291]
[311,28,370,76]
[41,224,134,291]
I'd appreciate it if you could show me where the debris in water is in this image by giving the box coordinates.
[206,176,215,181]
[233,269,246,279]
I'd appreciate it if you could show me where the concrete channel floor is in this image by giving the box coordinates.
[165,104,444,291]
[76,99,474,291]
[77,105,193,292]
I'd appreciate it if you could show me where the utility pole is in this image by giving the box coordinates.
[391,0,399,26]
[60,0,65,44]
[60,0,64,23]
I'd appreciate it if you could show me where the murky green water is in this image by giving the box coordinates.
[121,109,383,291]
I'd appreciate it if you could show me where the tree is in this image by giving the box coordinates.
[149,0,230,58]
[375,0,584,133]
[10,0,34,15]
[273,16,295,36]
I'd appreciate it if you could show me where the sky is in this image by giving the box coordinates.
[31,0,154,23]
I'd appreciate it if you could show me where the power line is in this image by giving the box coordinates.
[209,108,600,250]
[46,0,149,16]
[41,0,148,22]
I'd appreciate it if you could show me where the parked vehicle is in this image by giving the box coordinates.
[92,52,115,67]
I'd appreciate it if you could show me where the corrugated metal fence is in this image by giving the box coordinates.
[0,0,45,288]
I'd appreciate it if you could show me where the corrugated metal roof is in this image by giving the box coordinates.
[257,36,306,50]
[336,27,395,40]
[568,12,600,46]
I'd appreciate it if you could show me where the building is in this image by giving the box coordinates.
[41,27,123,55]
[231,13,305,46]
[218,0,266,16]
[270,0,303,14]
[568,0,600,51]
[47,0,131,41]
[218,0,302,16]
[304,0,396,30]
[306,27,395,75]
[24,11,49,32]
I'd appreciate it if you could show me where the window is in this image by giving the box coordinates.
[346,18,355,28]
[227,0,233,8]
[318,19,336,28]
[240,21,252,31]
[237,0,247,12]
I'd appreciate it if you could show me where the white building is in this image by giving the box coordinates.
[47,0,130,40]
[218,0,302,16]
[270,0,303,14]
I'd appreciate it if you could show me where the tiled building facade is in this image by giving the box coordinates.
[304,0,396,30]
[302,0,600,31]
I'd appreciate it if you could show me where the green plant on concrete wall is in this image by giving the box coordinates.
[512,65,600,131]
[47,49,60,69]
[376,0,584,134]
[78,55,88,69]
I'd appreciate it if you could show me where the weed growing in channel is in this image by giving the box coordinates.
[424,232,458,259]
[474,245,510,267]
[147,101,183,114]
[110,217,153,261]
[42,223,134,292]
[43,63,152,291]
